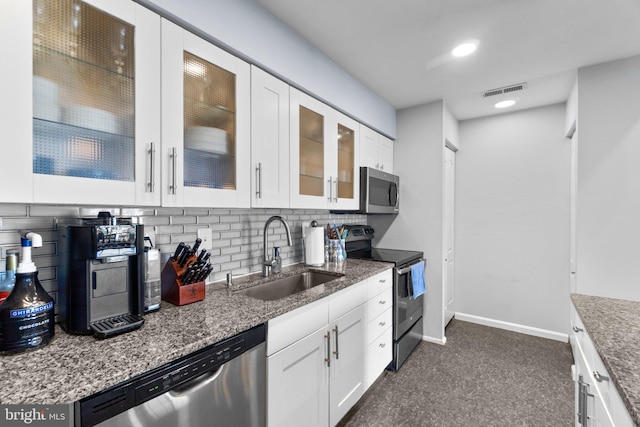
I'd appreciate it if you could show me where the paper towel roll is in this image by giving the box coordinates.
[304,226,325,266]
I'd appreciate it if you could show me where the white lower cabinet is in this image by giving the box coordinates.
[268,326,330,427]
[571,302,633,427]
[267,270,393,427]
[364,270,393,389]
[329,305,366,426]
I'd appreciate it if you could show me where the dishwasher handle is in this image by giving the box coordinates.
[169,364,225,397]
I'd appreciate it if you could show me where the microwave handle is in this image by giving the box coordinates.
[389,182,399,207]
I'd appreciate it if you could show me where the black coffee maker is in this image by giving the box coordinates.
[58,212,145,338]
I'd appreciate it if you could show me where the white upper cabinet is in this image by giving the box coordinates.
[161,19,250,208]
[360,125,394,174]
[290,88,359,210]
[2,0,161,205]
[250,66,289,208]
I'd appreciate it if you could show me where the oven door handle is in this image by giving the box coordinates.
[396,259,425,276]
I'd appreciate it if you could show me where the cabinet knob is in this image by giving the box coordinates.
[379,322,386,327]
[379,343,386,348]
[379,300,386,305]
[593,371,609,382]
[572,325,583,333]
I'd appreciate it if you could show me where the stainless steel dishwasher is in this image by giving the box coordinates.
[76,324,266,427]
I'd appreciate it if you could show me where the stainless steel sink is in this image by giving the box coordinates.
[239,271,343,301]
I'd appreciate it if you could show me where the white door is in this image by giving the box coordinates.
[267,327,330,427]
[443,145,456,326]
[570,129,578,293]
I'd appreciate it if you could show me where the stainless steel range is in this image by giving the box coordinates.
[344,225,425,371]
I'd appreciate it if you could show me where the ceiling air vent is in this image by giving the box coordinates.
[482,83,527,98]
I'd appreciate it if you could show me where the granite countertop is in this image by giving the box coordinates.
[0,259,393,405]
[571,293,640,425]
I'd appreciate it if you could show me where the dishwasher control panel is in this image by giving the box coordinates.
[134,335,250,402]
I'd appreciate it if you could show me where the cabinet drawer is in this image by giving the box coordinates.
[366,287,393,322]
[267,298,328,356]
[366,308,392,345]
[329,280,366,320]
[364,327,392,389]
[367,270,393,299]
[569,303,586,354]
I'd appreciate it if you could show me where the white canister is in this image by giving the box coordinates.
[304,226,325,266]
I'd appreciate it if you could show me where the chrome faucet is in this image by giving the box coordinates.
[263,215,293,277]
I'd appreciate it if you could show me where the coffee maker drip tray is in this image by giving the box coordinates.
[90,314,144,338]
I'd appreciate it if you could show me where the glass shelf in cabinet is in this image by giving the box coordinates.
[33,119,134,181]
[33,45,135,80]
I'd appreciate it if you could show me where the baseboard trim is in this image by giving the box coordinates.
[454,313,568,343]
[422,335,446,345]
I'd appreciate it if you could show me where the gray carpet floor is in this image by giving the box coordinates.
[338,319,574,427]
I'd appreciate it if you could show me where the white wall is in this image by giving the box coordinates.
[576,55,640,301]
[370,100,446,343]
[137,0,396,138]
[456,103,570,336]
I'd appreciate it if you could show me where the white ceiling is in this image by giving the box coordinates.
[256,0,640,120]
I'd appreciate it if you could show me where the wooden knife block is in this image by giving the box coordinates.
[161,259,205,306]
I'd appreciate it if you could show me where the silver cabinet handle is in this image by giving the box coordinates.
[379,343,386,348]
[333,326,339,359]
[593,371,609,382]
[147,142,156,192]
[256,163,262,199]
[379,321,386,327]
[333,177,338,202]
[379,279,386,284]
[327,178,332,201]
[573,325,583,333]
[170,147,177,195]
[379,300,386,305]
[325,332,331,367]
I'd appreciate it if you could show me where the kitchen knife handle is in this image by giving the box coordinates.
[256,163,262,199]
[147,142,156,192]
[172,242,186,260]
[332,325,339,359]
[170,147,177,195]
[192,238,202,254]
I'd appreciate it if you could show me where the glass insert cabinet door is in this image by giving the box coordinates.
[161,19,250,208]
[333,113,360,210]
[25,0,161,205]
[290,88,359,210]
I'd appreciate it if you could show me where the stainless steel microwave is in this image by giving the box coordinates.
[359,167,399,214]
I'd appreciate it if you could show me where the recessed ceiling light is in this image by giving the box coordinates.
[495,100,516,109]
[452,41,478,57]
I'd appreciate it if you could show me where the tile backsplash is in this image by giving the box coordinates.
[0,204,366,311]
